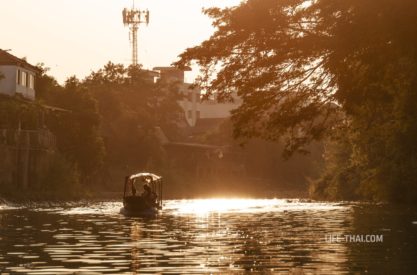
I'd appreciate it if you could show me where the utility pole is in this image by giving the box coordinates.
[122,0,150,66]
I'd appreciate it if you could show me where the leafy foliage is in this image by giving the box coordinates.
[36,68,105,184]
[176,0,343,156]
[177,0,417,202]
[80,63,182,187]
[36,62,182,188]
[0,95,40,129]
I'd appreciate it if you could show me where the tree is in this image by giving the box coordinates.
[0,95,40,129]
[176,0,417,202]
[81,62,182,187]
[37,69,105,184]
[176,0,340,157]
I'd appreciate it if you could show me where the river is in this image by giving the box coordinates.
[0,199,417,274]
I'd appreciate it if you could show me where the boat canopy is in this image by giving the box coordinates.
[129,172,162,181]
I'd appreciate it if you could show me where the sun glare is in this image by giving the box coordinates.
[170,199,347,216]
[173,199,280,215]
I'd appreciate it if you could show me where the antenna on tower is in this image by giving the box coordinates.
[122,0,150,66]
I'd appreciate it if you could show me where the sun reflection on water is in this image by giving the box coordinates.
[169,198,345,215]
[2,199,409,274]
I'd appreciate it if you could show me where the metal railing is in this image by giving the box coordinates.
[0,129,56,150]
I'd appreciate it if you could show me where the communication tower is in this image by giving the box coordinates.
[122,1,149,66]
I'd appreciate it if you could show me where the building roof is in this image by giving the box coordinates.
[193,118,227,132]
[165,141,226,149]
[40,103,71,113]
[0,49,40,73]
[179,117,228,140]
[153,66,191,72]
[140,69,159,77]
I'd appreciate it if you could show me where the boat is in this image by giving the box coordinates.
[120,172,163,216]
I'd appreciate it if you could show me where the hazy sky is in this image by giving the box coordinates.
[1,0,241,83]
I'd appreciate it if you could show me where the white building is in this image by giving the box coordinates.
[153,66,241,127]
[0,49,39,100]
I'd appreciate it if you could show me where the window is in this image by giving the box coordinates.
[21,71,27,86]
[28,74,34,89]
[16,69,21,84]
[187,110,192,119]
[196,111,200,119]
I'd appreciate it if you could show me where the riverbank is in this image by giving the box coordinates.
[0,190,308,205]
[0,179,309,203]
[0,189,91,204]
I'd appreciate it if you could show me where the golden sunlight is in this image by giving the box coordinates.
[170,199,345,215]
[174,199,278,215]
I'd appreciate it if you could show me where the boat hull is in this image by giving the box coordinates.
[120,195,159,217]
[119,206,158,217]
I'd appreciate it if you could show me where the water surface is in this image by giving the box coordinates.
[1,199,417,274]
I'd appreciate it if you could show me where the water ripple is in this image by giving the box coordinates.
[0,199,416,274]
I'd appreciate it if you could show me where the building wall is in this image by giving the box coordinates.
[178,83,200,126]
[0,144,14,187]
[177,84,241,126]
[154,66,240,126]
[0,65,17,97]
[0,65,35,100]
[0,129,56,190]
[198,100,240,119]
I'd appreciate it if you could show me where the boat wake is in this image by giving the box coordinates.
[0,204,18,211]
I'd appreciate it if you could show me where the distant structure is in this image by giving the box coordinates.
[122,1,149,66]
[153,66,241,128]
[0,49,40,100]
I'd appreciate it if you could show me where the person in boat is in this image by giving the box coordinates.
[141,183,157,206]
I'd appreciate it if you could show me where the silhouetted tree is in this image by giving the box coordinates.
[40,74,105,184]
[81,62,182,187]
[177,0,417,202]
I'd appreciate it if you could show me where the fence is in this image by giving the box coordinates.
[0,129,56,189]
[0,129,56,151]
